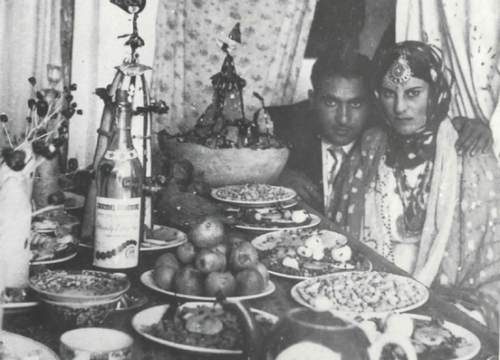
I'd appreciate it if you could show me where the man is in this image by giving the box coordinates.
[269,53,373,216]
[270,52,493,216]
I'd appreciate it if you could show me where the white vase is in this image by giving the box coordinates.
[0,146,37,288]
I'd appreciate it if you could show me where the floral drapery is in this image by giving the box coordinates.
[396,0,500,160]
[0,0,64,148]
[151,0,317,134]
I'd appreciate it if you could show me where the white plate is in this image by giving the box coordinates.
[235,214,321,233]
[291,271,429,316]
[78,225,187,252]
[31,251,77,266]
[266,256,372,281]
[358,314,481,360]
[140,270,276,302]
[211,185,296,207]
[224,199,299,213]
[132,303,278,355]
[0,331,60,360]
[4,300,39,311]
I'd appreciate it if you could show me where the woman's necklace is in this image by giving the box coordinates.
[392,161,433,236]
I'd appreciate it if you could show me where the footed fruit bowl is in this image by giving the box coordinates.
[42,297,120,330]
[29,270,130,303]
[158,138,289,187]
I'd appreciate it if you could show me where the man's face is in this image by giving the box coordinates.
[309,75,369,146]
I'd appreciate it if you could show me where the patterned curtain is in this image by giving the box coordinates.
[151,0,317,134]
[0,0,63,148]
[396,0,500,160]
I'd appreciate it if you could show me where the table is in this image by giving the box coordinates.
[4,203,499,360]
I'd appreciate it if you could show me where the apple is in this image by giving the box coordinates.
[304,236,322,250]
[297,246,313,258]
[291,210,309,224]
[331,245,352,262]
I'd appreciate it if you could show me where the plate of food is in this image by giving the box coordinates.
[140,270,276,302]
[30,208,79,264]
[79,224,187,252]
[132,302,278,355]
[355,313,481,360]
[252,229,372,280]
[212,184,296,207]
[0,331,60,360]
[229,208,321,233]
[223,198,299,213]
[3,288,39,312]
[291,271,429,315]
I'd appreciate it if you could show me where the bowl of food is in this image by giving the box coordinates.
[132,302,278,355]
[158,138,289,187]
[29,270,130,303]
[41,297,120,330]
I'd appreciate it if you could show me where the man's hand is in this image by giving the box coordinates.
[452,117,493,156]
[276,167,322,210]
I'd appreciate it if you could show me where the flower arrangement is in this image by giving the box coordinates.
[1,77,82,171]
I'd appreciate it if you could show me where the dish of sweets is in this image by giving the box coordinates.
[133,302,278,355]
[291,271,429,315]
[211,184,296,206]
[230,208,320,233]
[252,229,372,280]
[355,313,480,360]
[30,206,79,264]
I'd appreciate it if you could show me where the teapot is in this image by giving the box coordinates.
[218,297,417,360]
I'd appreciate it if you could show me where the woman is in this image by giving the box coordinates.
[332,41,500,330]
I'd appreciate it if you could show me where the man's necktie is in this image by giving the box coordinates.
[325,146,346,218]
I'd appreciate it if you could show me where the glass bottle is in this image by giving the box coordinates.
[94,89,143,270]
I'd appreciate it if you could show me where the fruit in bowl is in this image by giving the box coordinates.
[158,138,289,187]
[151,216,269,297]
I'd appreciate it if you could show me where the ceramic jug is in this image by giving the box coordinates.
[219,298,417,360]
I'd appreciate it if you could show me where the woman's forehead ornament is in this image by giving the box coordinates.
[383,51,413,88]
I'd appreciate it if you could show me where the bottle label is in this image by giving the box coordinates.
[103,149,138,161]
[94,196,141,269]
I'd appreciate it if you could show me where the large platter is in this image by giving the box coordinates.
[79,225,187,252]
[0,331,60,360]
[140,270,275,302]
[235,214,320,233]
[31,251,77,266]
[358,314,481,360]
[291,271,429,316]
[132,303,278,355]
[211,184,296,207]
[252,228,371,280]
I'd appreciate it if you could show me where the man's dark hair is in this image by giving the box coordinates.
[310,51,373,91]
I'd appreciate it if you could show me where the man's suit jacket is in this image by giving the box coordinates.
[267,100,325,210]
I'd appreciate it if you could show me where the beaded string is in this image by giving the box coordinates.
[392,161,433,236]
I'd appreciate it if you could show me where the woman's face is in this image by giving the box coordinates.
[379,76,429,135]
